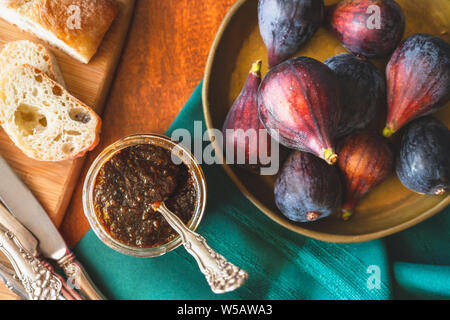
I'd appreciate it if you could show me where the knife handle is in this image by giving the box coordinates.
[0,262,29,300]
[0,257,83,300]
[0,203,83,300]
[0,223,70,300]
[58,252,106,300]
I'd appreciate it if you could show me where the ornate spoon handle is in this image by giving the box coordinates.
[156,202,248,294]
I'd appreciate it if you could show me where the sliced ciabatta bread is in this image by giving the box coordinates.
[0,0,118,64]
[0,40,66,87]
[0,64,101,161]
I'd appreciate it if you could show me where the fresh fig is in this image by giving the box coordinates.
[258,0,324,68]
[222,60,272,171]
[337,131,393,220]
[383,34,450,137]
[396,117,450,196]
[324,53,386,137]
[274,151,342,223]
[257,56,341,165]
[328,0,405,58]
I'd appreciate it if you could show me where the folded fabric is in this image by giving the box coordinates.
[74,81,450,300]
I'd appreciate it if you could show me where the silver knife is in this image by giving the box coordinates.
[0,155,105,300]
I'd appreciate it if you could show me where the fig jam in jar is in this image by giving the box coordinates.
[93,144,196,248]
[83,134,206,257]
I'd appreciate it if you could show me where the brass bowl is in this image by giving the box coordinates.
[202,0,450,243]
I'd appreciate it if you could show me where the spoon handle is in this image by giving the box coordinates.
[157,203,248,294]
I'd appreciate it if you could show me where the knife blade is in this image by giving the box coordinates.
[0,155,67,260]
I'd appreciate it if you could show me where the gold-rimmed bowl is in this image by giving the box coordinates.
[202,0,450,243]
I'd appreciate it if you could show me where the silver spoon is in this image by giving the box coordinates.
[152,202,248,294]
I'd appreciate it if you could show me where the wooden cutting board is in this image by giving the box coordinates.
[0,0,135,228]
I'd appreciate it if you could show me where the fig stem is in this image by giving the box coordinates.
[383,126,394,138]
[306,212,321,221]
[340,209,353,221]
[323,148,338,165]
[250,60,262,75]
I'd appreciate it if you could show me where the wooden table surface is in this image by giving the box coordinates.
[0,0,236,300]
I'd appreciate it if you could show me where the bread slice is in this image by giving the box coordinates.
[0,64,101,161]
[0,40,66,88]
[0,0,118,64]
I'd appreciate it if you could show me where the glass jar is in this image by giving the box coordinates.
[82,134,207,257]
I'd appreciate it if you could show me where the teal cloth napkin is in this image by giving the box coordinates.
[74,81,450,300]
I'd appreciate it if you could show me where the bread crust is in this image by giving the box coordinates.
[72,118,101,159]
[2,0,118,63]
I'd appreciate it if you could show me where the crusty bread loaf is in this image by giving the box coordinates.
[0,64,101,161]
[0,0,118,64]
[0,40,66,87]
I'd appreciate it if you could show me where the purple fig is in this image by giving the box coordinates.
[222,60,272,171]
[257,56,341,165]
[324,53,386,137]
[275,151,342,223]
[383,34,450,137]
[328,0,405,58]
[258,0,324,68]
[396,117,450,196]
[337,131,393,220]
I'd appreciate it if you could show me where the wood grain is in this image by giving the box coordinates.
[0,0,135,300]
[60,0,237,247]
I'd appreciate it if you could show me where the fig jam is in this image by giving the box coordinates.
[93,144,196,248]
